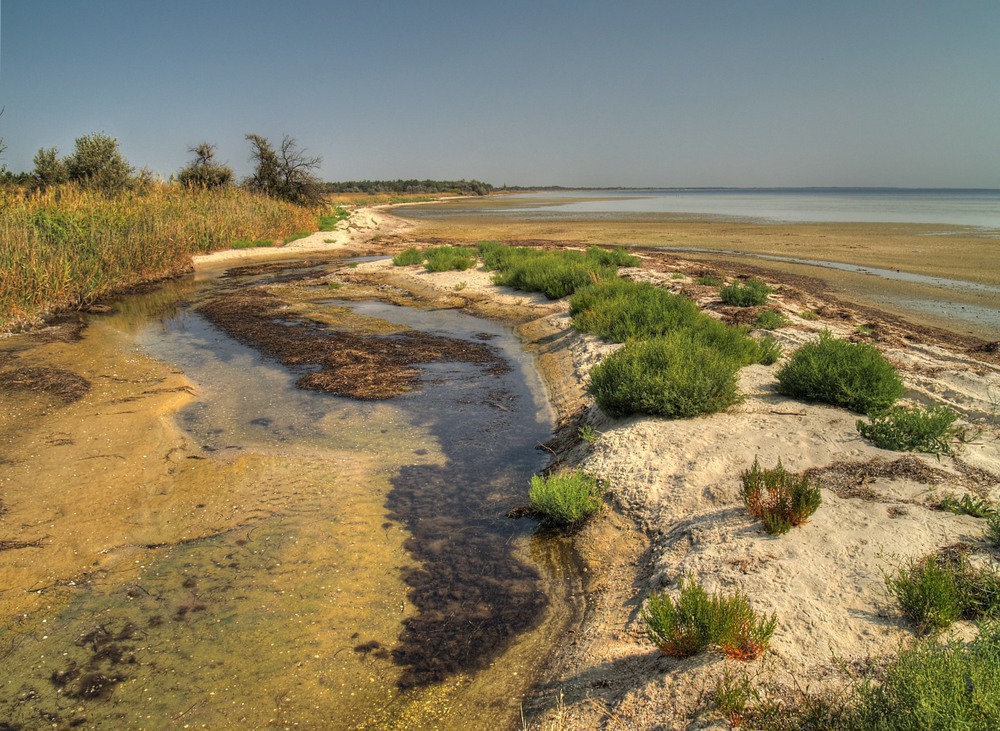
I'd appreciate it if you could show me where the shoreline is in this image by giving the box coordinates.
[2,203,999,728]
[330,214,999,728]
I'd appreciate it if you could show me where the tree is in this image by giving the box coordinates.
[65,133,134,194]
[32,147,69,191]
[177,142,233,189]
[243,133,324,206]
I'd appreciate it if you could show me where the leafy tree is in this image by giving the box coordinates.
[177,142,233,188]
[31,147,69,190]
[243,133,324,206]
[64,133,134,194]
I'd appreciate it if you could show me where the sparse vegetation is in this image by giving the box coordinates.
[757,336,783,365]
[857,404,958,454]
[741,456,822,534]
[587,333,743,418]
[720,278,773,307]
[318,208,350,230]
[528,470,603,527]
[491,248,616,299]
[940,493,996,519]
[578,424,598,444]
[696,275,724,286]
[886,551,1000,634]
[799,309,820,321]
[642,577,776,660]
[988,514,1000,549]
[777,331,905,414]
[282,232,311,244]
[754,309,789,330]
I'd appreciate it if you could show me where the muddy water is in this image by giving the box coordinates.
[0,260,579,729]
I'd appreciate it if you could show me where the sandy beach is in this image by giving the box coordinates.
[2,203,998,728]
[334,205,1000,728]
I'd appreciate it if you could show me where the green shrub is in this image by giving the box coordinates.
[777,331,905,414]
[477,241,535,270]
[570,279,766,366]
[585,245,640,267]
[720,278,773,307]
[492,250,615,299]
[422,245,476,272]
[642,577,777,660]
[857,404,958,454]
[392,247,424,266]
[528,470,602,527]
[231,239,274,249]
[588,333,743,419]
[283,232,310,244]
[177,142,233,189]
[850,623,1000,730]
[755,309,789,330]
[887,555,964,634]
[570,279,703,342]
[887,552,1000,634]
[740,457,822,535]
[798,310,819,321]
[578,424,598,444]
[757,336,783,366]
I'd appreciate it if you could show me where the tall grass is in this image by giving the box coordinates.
[0,184,318,330]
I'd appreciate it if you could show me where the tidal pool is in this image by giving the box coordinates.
[0,258,579,729]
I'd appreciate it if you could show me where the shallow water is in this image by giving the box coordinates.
[0,261,576,729]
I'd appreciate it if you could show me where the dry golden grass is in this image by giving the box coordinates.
[0,183,318,330]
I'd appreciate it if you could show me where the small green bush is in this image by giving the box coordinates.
[757,336,783,366]
[696,275,724,286]
[422,245,476,272]
[740,457,822,535]
[588,333,742,419]
[887,552,1000,634]
[585,245,640,267]
[798,310,819,321]
[755,309,789,330]
[777,331,905,414]
[857,404,958,454]
[578,424,598,444]
[720,278,773,307]
[392,247,424,266]
[528,470,602,527]
[887,555,965,634]
[642,577,777,660]
[231,239,274,249]
[283,232,310,244]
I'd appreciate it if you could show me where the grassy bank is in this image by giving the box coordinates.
[0,184,319,330]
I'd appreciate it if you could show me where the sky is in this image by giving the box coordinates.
[2,1,999,188]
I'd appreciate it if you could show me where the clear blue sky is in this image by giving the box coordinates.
[2,0,999,187]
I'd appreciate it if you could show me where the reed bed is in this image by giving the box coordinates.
[0,184,318,330]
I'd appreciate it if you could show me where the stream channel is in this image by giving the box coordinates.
[0,255,580,729]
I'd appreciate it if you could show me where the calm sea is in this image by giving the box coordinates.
[399,188,1000,231]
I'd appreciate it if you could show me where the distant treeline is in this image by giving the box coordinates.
[324,179,494,196]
